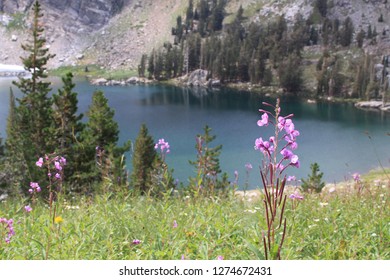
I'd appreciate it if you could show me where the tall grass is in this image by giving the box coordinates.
[1,181,388,260]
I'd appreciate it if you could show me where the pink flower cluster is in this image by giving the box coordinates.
[289,191,304,200]
[0,218,15,244]
[28,182,41,194]
[36,155,66,180]
[155,139,170,154]
[255,104,300,173]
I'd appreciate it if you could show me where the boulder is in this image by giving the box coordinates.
[91,78,108,85]
[126,76,139,84]
[187,69,208,87]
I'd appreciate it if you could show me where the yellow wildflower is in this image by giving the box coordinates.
[54,216,63,224]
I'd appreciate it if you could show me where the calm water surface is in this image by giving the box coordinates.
[1,77,389,187]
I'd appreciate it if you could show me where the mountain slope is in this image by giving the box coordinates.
[1,0,390,70]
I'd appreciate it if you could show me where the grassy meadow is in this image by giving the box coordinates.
[1,172,389,260]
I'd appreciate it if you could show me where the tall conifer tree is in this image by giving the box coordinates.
[131,124,157,195]
[6,1,55,191]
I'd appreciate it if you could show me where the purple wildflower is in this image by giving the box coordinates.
[35,157,44,168]
[352,173,361,182]
[245,163,253,171]
[257,113,269,127]
[289,191,304,200]
[24,205,32,213]
[132,239,141,245]
[173,220,178,228]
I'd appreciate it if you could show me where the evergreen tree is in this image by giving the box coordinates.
[189,125,228,194]
[4,89,28,194]
[147,49,155,79]
[301,163,325,193]
[74,90,130,192]
[278,54,304,93]
[51,72,84,186]
[316,0,328,18]
[131,124,157,195]
[6,0,55,191]
[138,54,147,77]
[356,29,365,48]
[210,0,225,31]
[12,0,56,155]
[186,0,194,28]
[339,17,354,47]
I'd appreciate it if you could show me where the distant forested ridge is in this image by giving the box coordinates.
[140,0,389,102]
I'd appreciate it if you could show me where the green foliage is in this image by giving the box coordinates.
[301,162,325,193]
[73,90,130,193]
[1,183,388,259]
[315,0,328,18]
[138,54,147,78]
[6,1,55,192]
[278,53,304,93]
[5,12,25,31]
[356,29,366,48]
[339,17,354,47]
[189,125,228,195]
[130,124,157,195]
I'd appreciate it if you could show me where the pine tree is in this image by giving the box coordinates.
[12,0,55,156]
[356,29,365,48]
[131,124,157,195]
[147,49,155,79]
[6,1,55,191]
[51,72,84,186]
[301,163,325,193]
[339,17,354,47]
[316,0,328,18]
[278,53,304,93]
[189,125,227,194]
[4,89,28,193]
[138,54,147,77]
[73,90,130,192]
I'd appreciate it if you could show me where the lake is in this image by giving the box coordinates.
[1,76,390,188]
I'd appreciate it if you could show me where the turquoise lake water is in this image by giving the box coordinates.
[1,76,389,187]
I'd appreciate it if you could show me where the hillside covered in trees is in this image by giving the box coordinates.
[140,0,390,101]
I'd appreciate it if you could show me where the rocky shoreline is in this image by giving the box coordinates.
[354,100,390,112]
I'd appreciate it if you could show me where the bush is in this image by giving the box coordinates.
[301,162,325,193]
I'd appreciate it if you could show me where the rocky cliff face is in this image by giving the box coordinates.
[1,0,390,70]
[0,0,127,30]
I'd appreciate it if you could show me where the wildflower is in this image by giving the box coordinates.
[181,254,185,260]
[59,157,67,165]
[35,157,44,167]
[29,182,41,193]
[54,161,62,171]
[281,148,293,160]
[55,173,61,179]
[254,137,274,155]
[290,155,300,168]
[155,138,170,154]
[132,239,141,245]
[289,191,304,200]
[287,175,296,182]
[257,112,269,127]
[0,218,15,243]
[54,216,63,224]
[352,173,361,182]
[217,255,224,260]
[173,220,178,228]
[24,205,32,213]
